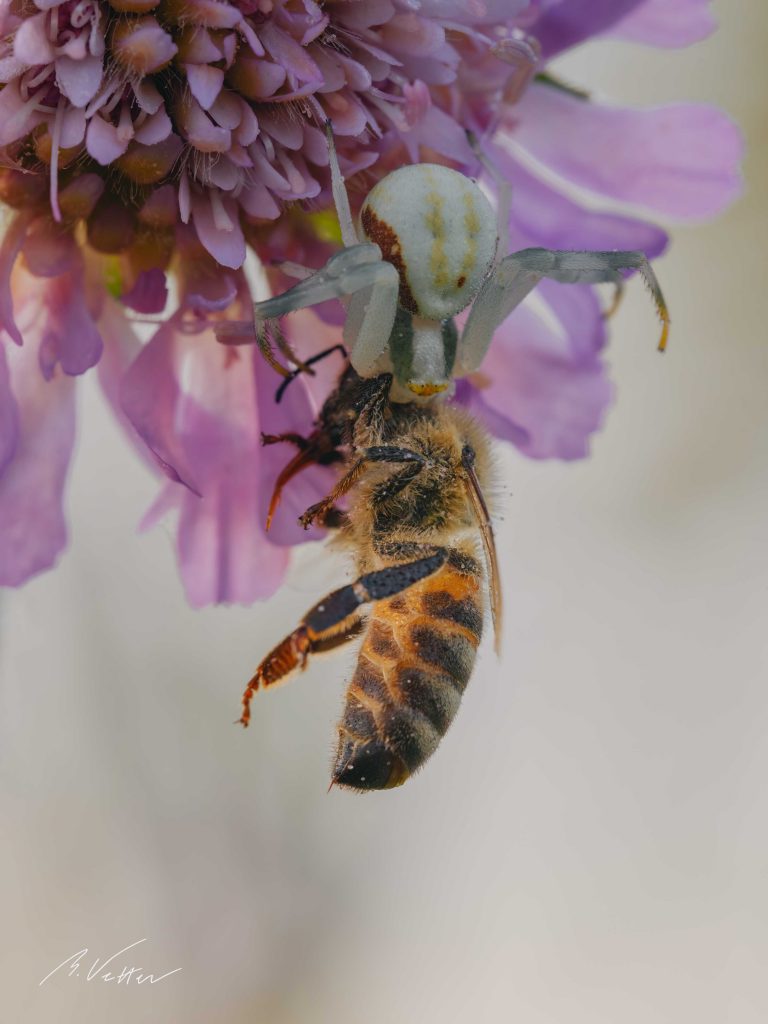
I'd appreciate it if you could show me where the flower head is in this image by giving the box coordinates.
[0,0,742,602]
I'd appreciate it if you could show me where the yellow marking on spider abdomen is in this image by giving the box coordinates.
[424,188,451,290]
[459,191,480,288]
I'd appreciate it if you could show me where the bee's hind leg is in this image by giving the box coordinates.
[237,549,448,727]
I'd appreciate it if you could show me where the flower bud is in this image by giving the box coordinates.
[137,184,180,228]
[227,51,284,101]
[115,135,183,185]
[0,168,46,208]
[57,174,106,222]
[128,223,175,272]
[33,129,82,167]
[87,199,137,254]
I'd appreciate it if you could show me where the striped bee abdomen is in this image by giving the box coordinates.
[332,550,484,791]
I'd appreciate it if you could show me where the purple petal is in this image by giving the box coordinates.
[610,0,716,48]
[185,63,225,110]
[134,107,172,145]
[173,477,290,607]
[86,114,130,164]
[490,144,668,256]
[60,105,86,147]
[177,95,231,151]
[191,191,246,269]
[55,53,103,107]
[0,332,76,586]
[121,268,168,315]
[185,274,237,313]
[0,78,48,145]
[531,0,645,59]
[456,299,613,460]
[415,0,530,24]
[120,314,204,494]
[124,296,312,605]
[0,343,19,476]
[511,84,743,219]
[21,218,79,278]
[260,22,323,84]
[14,11,54,65]
[96,298,158,469]
[36,266,103,379]
[0,213,29,346]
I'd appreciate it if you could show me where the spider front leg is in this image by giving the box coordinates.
[249,245,400,379]
[457,247,670,376]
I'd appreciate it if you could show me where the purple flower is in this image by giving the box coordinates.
[0,0,742,601]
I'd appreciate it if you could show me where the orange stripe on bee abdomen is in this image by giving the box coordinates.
[332,562,484,791]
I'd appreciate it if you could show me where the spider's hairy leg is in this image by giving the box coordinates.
[273,260,315,281]
[603,279,626,320]
[343,261,400,377]
[325,120,358,248]
[511,249,669,351]
[467,132,511,261]
[252,244,391,320]
[457,247,670,375]
[456,259,542,375]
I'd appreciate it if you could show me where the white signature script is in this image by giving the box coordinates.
[39,938,182,987]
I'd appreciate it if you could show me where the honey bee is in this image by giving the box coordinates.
[239,369,501,791]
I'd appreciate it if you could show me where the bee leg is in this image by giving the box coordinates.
[261,432,310,449]
[299,445,425,529]
[262,433,345,532]
[238,549,448,726]
[238,617,364,728]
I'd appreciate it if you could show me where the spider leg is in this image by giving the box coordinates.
[272,260,315,281]
[325,120,359,247]
[274,344,347,404]
[253,244,388,320]
[255,320,293,378]
[603,279,626,320]
[467,132,511,262]
[458,247,670,374]
[341,262,400,377]
[250,246,400,381]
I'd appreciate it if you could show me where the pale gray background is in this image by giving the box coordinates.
[2,4,767,1022]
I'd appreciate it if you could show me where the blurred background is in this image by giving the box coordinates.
[2,2,767,1021]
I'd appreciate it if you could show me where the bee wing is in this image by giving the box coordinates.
[462,463,503,655]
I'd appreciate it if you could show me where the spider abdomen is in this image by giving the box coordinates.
[360,164,497,322]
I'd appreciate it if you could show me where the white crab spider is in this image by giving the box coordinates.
[244,124,670,403]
